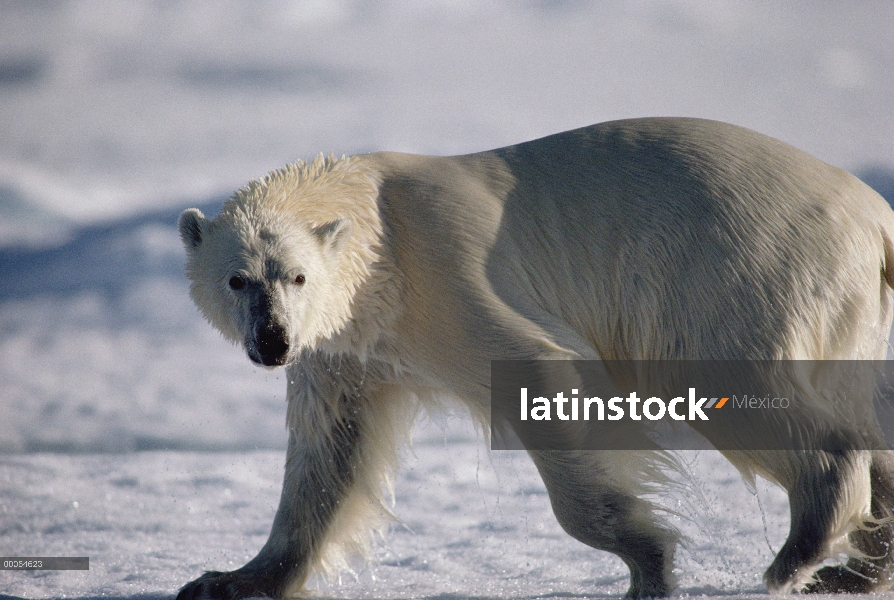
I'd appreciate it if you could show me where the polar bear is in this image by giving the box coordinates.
[176,118,894,599]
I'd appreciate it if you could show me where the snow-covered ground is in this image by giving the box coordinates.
[1,1,893,598]
[2,422,793,600]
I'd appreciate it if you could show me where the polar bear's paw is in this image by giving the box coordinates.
[176,570,284,600]
[802,565,879,594]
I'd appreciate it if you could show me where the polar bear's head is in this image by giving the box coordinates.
[178,204,353,367]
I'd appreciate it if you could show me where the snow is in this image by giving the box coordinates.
[1,1,893,598]
[1,423,792,599]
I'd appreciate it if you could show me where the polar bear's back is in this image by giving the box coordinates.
[363,118,894,361]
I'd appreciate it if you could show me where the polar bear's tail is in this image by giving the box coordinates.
[883,231,894,289]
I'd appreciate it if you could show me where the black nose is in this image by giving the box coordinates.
[256,322,289,365]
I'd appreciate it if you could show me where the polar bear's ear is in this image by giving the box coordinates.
[178,208,208,251]
[312,218,353,256]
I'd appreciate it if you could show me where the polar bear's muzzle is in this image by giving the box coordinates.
[249,319,291,367]
[241,286,295,367]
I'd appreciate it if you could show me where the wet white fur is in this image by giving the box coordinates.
[178,118,894,599]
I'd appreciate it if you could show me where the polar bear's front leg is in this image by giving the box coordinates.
[529,450,678,599]
[177,363,382,600]
[176,423,362,600]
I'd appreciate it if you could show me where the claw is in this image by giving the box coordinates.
[176,570,279,600]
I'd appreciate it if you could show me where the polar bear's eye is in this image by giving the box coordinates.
[228,276,246,290]
[294,274,306,286]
